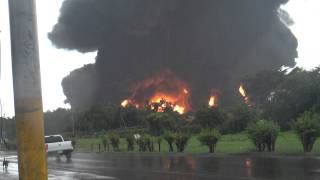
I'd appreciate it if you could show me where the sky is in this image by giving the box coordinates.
[0,0,319,117]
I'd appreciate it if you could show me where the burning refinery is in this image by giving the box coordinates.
[119,70,191,114]
[53,0,297,112]
[119,70,251,115]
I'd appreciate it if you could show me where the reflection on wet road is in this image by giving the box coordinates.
[1,152,320,179]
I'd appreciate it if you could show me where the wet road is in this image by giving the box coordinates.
[1,152,320,179]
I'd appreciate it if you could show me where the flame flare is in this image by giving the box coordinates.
[121,99,129,107]
[208,96,216,107]
[239,85,250,106]
[239,85,247,97]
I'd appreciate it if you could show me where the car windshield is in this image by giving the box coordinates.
[45,136,63,143]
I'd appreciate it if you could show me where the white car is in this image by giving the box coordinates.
[45,135,74,159]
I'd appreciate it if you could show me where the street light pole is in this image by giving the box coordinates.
[8,0,48,179]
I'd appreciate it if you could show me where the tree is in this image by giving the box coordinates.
[126,134,135,151]
[108,131,120,151]
[44,108,72,134]
[293,111,320,152]
[195,107,226,129]
[264,68,318,129]
[136,134,153,152]
[146,112,177,136]
[246,120,280,152]
[198,129,221,153]
[77,105,118,132]
[156,137,162,152]
[121,105,146,127]
[101,135,109,151]
[243,67,320,130]
[163,131,176,152]
[222,103,258,133]
[242,69,285,106]
[175,133,190,152]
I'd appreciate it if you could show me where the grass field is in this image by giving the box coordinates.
[74,131,320,154]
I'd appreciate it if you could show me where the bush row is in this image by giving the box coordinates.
[92,111,320,153]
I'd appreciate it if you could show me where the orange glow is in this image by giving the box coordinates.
[183,89,188,94]
[208,96,216,107]
[121,99,129,107]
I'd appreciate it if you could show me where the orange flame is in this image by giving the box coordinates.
[239,85,247,97]
[239,85,251,106]
[121,99,129,107]
[173,105,185,114]
[208,96,216,107]
[126,70,190,114]
[149,93,187,114]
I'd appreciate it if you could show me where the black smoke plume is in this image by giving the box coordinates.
[49,0,298,110]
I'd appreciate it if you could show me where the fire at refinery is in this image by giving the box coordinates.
[120,70,190,114]
[121,94,188,114]
[120,71,252,114]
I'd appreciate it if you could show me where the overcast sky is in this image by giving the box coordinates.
[0,0,319,117]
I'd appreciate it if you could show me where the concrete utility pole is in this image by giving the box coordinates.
[8,0,48,179]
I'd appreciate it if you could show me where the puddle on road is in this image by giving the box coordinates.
[1,156,114,180]
[48,170,114,180]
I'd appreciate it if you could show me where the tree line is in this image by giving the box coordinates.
[39,66,320,153]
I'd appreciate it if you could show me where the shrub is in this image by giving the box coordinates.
[198,129,221,153]
[293,111,320,152]
[100,135,108,151]
[136,134,145,152]
[175,133,191,152]
[163,131,176,152]
[143,134,154,152]
[136,134,153,152]
[71,138,77,149]
[126,134,135,151]
[156,137,162,152]
[247,120,280,152]
[108,131,120,151]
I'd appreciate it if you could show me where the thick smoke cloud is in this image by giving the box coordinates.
[50,0,298,110]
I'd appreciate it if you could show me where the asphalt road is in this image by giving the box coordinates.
[1,152,320,179]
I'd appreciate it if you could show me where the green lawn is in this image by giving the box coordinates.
[74,132,320,154]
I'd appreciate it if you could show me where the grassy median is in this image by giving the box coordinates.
[73,131,320,154]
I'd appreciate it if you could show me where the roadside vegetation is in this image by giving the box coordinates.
[66,67,320,155]
[2,67,320,155]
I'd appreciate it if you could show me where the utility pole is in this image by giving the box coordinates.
[8,0,48,179]
[0,101,3,142]
[71,79,75,137]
